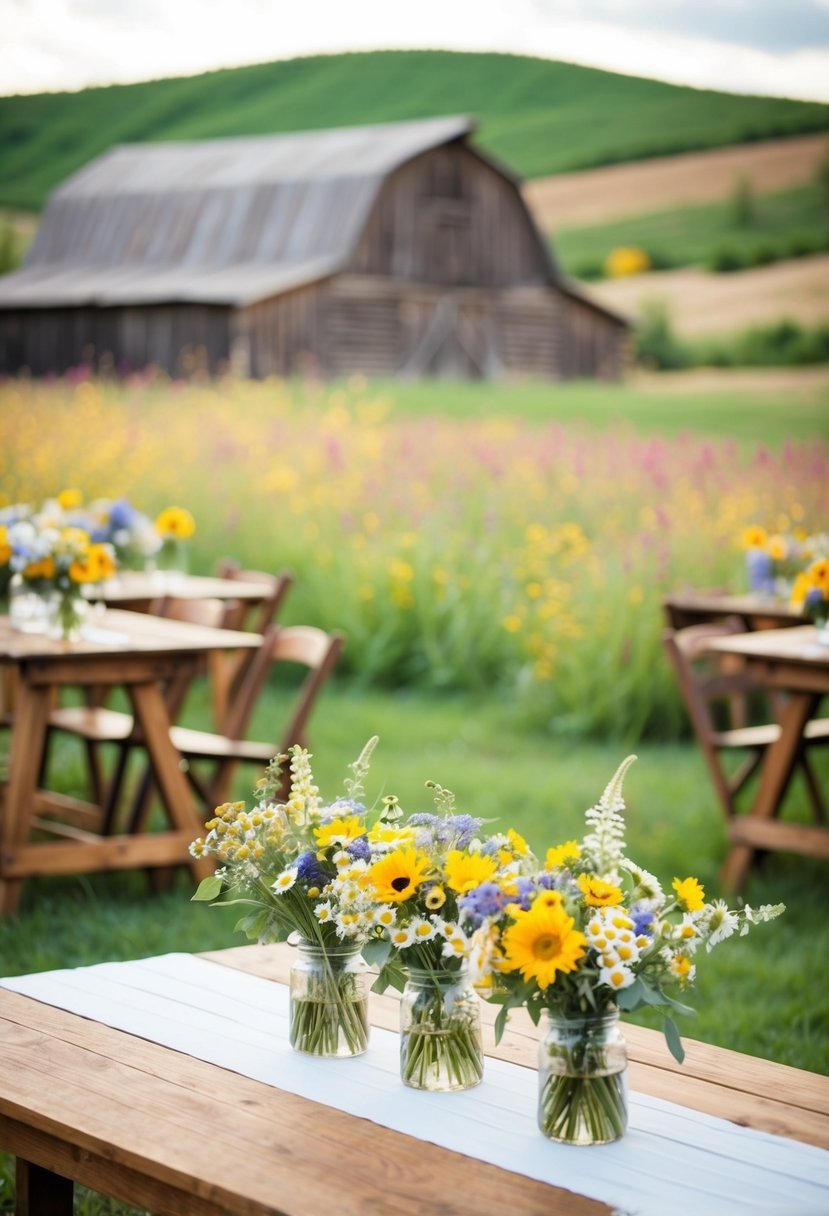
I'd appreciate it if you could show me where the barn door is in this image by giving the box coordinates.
[399,293,502,379]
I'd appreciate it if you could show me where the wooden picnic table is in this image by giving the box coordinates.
[703,624,829,891]
[1,942,827,1216]
[0,610,261,916]
[663,590,802,632]
[93,571,272,611]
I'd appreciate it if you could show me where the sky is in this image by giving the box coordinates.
[2,0,829,102]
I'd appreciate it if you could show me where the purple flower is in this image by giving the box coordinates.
[346,837,371,862]
[320,798,366,821]
[745,548,774,595]
[459,882,507,927]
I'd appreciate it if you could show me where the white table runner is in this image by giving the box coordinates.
[3,954,827,1216]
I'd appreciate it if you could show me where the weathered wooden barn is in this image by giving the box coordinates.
[0,117,628,379]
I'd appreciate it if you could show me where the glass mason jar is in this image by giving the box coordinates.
[46,589,88,642]
[538,1008,628,1145]
[9,573,52,634]
[288,940,370,1058]
[152,537,189,589]
[399,965,484,1092]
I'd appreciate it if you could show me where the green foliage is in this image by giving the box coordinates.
[556,183,829,278]
[632,300,691,370]
[729,175,756,228]
[1,49,827,209]
[692,319,829,367]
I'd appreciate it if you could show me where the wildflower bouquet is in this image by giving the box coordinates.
[153,505,196,578]
[465,756,784,1144]
[740,524,807,598]
[85,496,163,571]
[791,556,829,639]
[5,496,117,637]
[360,784,533,1091]
[192,739,390,1058]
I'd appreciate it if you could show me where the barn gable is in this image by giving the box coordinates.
[0,116,628,379]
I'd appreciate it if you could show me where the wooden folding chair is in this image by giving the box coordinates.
[207,563,294,728]
[158,623,345,816]
[662,620,829,829]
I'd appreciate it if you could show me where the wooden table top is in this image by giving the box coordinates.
[0,609,262,662]
[1,944,827,1216]
[98,572,271,603]
[704,624,829,679]
[663,590,801,622]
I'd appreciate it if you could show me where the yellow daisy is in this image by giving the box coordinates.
[577,874,623,908]
[545,840,581,870]
[313,815,364,849]
[673,876,705,912]
[444,849,498,894]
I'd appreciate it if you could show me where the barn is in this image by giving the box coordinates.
[0,116,628,380]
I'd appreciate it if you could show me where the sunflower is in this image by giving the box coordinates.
[444,849,498,893]
[501,899,586,989]
[365,847,430,903]
[741,525,767,549]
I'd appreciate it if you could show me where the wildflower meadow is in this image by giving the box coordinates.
[3,372,827,742]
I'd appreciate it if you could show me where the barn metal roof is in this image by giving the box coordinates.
[0,116,478,308]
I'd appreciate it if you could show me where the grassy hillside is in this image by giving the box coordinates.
[2,49,828,210]
[554,182,829,278]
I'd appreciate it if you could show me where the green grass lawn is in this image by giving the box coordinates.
[359,371,829,446]
[1,49,826,210]
[554,183,829,279]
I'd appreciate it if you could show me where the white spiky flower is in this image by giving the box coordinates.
[581,755,637,884]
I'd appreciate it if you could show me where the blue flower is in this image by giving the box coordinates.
[631,902,656,938]
[296,850,327,887]
[109,498,137,531]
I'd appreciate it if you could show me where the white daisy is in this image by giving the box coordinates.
[411,917,437,942]
[272,866,298,893]
[313,900,333,922]
[390,925,415,949]
[705,900,740,949]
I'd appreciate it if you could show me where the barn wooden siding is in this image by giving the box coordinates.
[0,305,230,376]
[0,118,628,380]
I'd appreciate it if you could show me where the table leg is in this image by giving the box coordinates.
[0,684,51,916]
[15,1159,73,1215]
[127,681,212,884]
[721,691,820,893]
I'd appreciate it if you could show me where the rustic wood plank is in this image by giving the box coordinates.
[0,992,609,1216]
[1,831,199,877]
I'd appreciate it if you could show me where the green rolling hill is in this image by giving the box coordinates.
[1,49,828,211]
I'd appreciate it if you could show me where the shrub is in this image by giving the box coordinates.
[706,247,746,273]
[632,300,691,370]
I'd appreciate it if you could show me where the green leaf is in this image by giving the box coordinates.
[494,1003,510,1045]
[191,875,223,902]
[663,1016,686,1064]
[361,938,392,968]
[615,978,645,1010]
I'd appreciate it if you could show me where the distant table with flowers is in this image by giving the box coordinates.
[662,590,803,632]
[96,570,275,611]
[0,609,261,916]
[702,624,829,891]
[0,942,827,1216]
